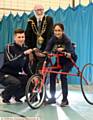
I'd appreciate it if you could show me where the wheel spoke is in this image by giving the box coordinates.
[25,75,45,109]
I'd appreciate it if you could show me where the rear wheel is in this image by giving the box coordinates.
[80,63,93,105]
[25,74,45,109]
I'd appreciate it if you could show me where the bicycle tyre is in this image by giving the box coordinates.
[25,74,45,109]
[80,63,93,105]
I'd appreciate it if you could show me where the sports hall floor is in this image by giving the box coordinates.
[0,87,93,120]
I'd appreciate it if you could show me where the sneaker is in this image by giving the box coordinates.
[2,99,10,103]
[1,92,11,104]
[15,98,22,103]
[60,100,69,107]
[46,98,56,104]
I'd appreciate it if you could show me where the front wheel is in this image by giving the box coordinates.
[80,63,93,105]
[25,74,45,109]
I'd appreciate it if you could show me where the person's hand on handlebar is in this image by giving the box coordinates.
[56,47,71,58]
[56,47,64,52]
[24,49,33,55]
[42,51,48,56]
[65,52,71,58]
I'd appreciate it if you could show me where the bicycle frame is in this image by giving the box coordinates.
[25,51,93,109]
[40,53,88,88]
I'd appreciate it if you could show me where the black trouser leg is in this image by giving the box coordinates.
[1,75,21,100]
[50,71,57,98]
[61,62,73,102]
[14,75,29,100]
[13,87,25,100]
[60,74,68,102]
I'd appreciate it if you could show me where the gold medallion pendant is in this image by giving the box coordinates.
[37,35,44,45]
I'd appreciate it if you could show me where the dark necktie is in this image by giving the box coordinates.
[38,20,41,32]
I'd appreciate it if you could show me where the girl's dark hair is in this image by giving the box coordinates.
[14,29,25,35]
[53,23,64,31]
